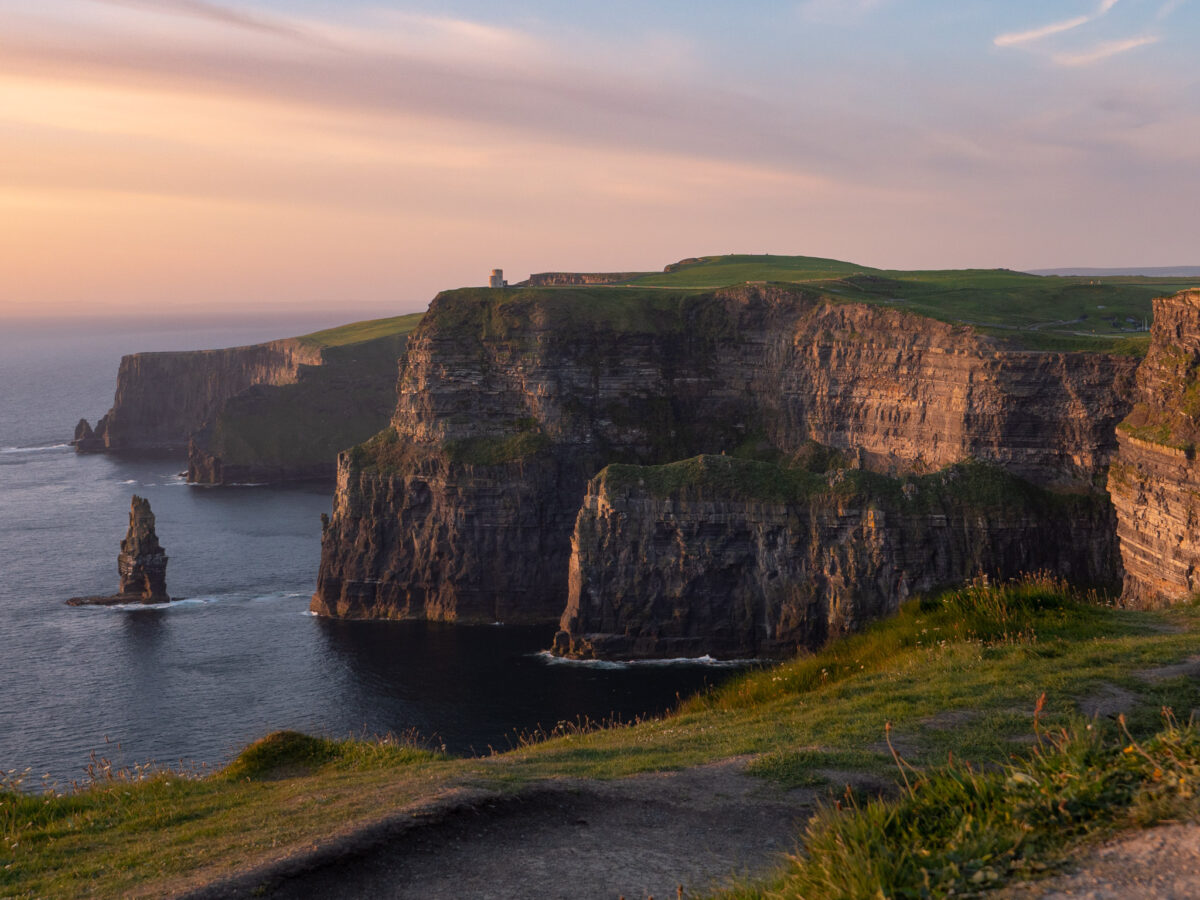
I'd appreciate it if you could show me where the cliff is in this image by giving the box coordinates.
[1108,289,1200,605]
[554,456,1117,659]
[76,314,422,485]
[186,325,416,484]
[79,340,324,453]
[313,284,1137,625]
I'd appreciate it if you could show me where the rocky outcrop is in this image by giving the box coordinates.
[68,495,171,605]
[554,456,1118,659]
[78,340,324,453]
[313,285,1137,625]
[73,418,105,453]
[1109,289,1200,606]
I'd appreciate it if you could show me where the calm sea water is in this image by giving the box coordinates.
[0,320,743,785]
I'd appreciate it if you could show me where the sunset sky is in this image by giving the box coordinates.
[2,0,1198,319]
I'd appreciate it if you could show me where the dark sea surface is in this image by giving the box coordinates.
[0,319,743,785]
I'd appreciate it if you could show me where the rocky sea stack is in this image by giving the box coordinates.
[68,495,171,606]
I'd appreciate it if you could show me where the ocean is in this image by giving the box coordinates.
[0,319,741,786]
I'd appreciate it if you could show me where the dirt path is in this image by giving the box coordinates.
[187,759,884,900]
[999,824,1200,899]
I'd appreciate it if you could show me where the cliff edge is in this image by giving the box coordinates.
[313,284,1136,629]
[75,314,422,485]
[1109,289,1200,605]
[554,455,1117,659]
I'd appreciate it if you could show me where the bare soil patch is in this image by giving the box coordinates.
[186,759,875,899]
[999,823,1200,899]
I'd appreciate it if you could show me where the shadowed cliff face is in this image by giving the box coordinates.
[76,319,419,485]
[186,335,411,485]
[1109,290,1200,606]
[555,457,1118,660]
[83,340,323,453]
[313,285,1137,627]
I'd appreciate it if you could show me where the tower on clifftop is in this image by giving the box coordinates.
[489,269,508,288]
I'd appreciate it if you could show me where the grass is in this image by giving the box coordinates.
[632,254,874,287]
[621,253,1198,352]
[403,255,1199,356]
[4,577,1200,897]
[722,714,1200,899]
[598,455,1101,522]
[293,312,424,349]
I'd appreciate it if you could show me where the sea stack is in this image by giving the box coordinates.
[72,418,107,453]
[68,495,171,605]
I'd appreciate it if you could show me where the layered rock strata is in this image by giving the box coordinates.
[76,318,419,485]
[314,284,1136,625]
[1109,289,1200,605]
[554,456,1117,659]
[76,340,324,453]
[69,495,171,605]
[186,331,412,484]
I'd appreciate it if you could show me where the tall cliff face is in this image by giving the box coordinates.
[1109,290,1200,606]
[83,340,323,452]
[186,332,412,484]
[555,457,1117,659]
[77,314,421,484]
[313,285,1137,624]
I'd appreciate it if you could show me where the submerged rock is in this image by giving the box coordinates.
[68,495,172,606]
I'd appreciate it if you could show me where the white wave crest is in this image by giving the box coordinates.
[1,443,71,455]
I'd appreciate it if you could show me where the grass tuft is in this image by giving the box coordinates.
[223,730,444,782]
[723,713,1200,899]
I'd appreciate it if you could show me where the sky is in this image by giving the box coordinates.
[1,0,1198,319]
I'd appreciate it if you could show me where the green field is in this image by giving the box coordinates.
[4,578,1198,898]
[294,312,425,349]
[623,254,1195,352]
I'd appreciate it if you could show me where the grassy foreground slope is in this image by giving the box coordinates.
[3,578,1199,898]
[627,253,1199,352]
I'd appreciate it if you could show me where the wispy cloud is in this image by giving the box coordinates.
[1153,0,1189,22]
[85,0,319,42]
[994,0,1121,47]
[1053,34,1160,66]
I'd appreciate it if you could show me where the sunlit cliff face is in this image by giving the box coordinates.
[1,0,1198,319]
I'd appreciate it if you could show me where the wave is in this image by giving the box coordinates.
[532,650,760,669]
[78,588,315,613]
[0,443,71,455]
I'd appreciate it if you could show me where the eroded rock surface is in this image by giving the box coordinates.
[1109,290,1200,605]
[314,285,1136,626]
[555,456,1119,659]
[68,495,171,606]
[80,341,324,453]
